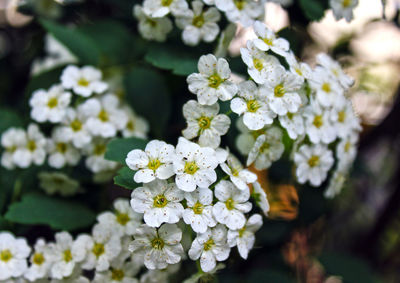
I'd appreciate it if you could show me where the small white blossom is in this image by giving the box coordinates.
[220,154,257,191]
[173,137,219,192]
[231,81,276,130]
[61,65,108,97]
[122,106,149,139]
[235,118,259,156]
[227,213,262,259]
[284,52,312,82]
[24,239,53,281]
[247,127,284,170]
[330,0,358,22]
[84,138,118,173]
[251,182,270,216]
[47,128,80,169]
[13,124,46,168]
[303,101,337,144]
[0,232,31,281]
[131,179,184,227]
[183,188,217,233]
[182,100,230,149]
[309,67,343,109]
[93,260,139,283]
[188,225,230,272]
[134,5,173,42]
[316,53,354,89]
[142,0,189,18]
[38,172,80,197]
[215,0,264,27]
[176,1,220,46]
[336,134,358,171]
[59,108,92,149]
[279,110,305,140]
[212,180,252,230]
[1,128,26,170]
[129,224,184,270]
[294,144,334,187]
[126,140,175,183]
[324,169,347,199]
[187,54,238,105]
[252,21,289,56]
[29,84,71,123]
[330,96,361,139]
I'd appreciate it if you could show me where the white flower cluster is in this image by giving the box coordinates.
[330,0,359,22]
[1,65,149,176]
[0,199,181,283]
[133,0,266,45]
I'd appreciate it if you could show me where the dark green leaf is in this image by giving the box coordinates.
[114,167,139,190]
[124,67,171,137]
[4,193,96,230]
[299,0,326,21]
[0,108,24,135]
[105,137,147,164]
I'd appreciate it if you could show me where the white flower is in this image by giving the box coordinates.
[187,54,238,105]
[0,232,31,281]
[38,172,80,197]
[330,0,358,22]
[79,94,128,138]
[81,224,122,272]
[173,137,218,192]
[231,80,276,130]
[49,232,87,280]
[330,96,361,139]
[1,128,26,170]
[240,40,280,85]
[59,108,92,149]
[129,223,184,270]
[261,65,303,115]
[84,138,118,173]
[294,144,334,187]
[50,266,89,283]
[29,84,71,123]
[247,127,284,170]
[324,169,346,199]
[183,188,216,233]
[182,100,230,149]
[24,239,53,281]
[13,124,46,168]
[235,118,259,156]
[61,65,108,97]
[215,0,264,27]
[93,260,139,283]
[336,134,358,171]
[251,182,270,216]
[316,53,354,89]
[227,213,262,259]
[47,128,80,169]
[252,21,289,56]
[122,106,149,139]
[176,1,220,46]
[97,199,142,237]
[220,154,257,191]
[279,110,305,140]
[142,0,189,18]
[134,5,173,42]
[303,101,337,144]
[212,180,252,230]
[131,179,184,227]
[284,51,312,81]
[188,225,230,272]
[309,67,343,109]
[139,263,179,283]
[126,140,175,183]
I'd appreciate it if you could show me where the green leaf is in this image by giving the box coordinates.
[124,67,171,137]
[39,19,101,65]
[4,193,96,231]
[114,167,139,190]
[0,108,24,134]
[145,45,198,76]
[298,0,327,21]
[105,137,147,164]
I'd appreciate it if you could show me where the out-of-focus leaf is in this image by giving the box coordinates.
[114,167,139,190]
[4,193,96,230]
[247,269,295,283]
[298,0,326,21]
[124,67,171,137]
[105,137,147,164]
[0,108,24,134]
[24,66,65,100]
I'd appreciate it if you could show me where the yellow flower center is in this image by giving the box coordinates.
[342,0,351,7]
[234,0,246,10]
[225,198,235,210]
[259,142,270,153]
[94,144,107,156]
[192,14,205,28]
[274,84,285,97]
[193,202,204,214]
[198,116,212,130]
[151,237,165,250]
[251,129,265,140]
[146,19,157,27]
[295,68,303,76]
[0,250,12,262]
[77,78,89,87]
[7,145,17,153]
[246,99,260,113]
[27,140,37,152]
[153,195,168,208]
[98,109,109,122]
[92,243,105,258]
[126,120,135,131]
[322,82,331,93]
[70,119,82,132]
[262,37,273,46]
[116,211,130,225]
[307,155,320,167]
[32,252,45,265]
[338,111,346,123]
[312,115,323,128]
[208,74,223,88]
[47,97,58,108]
[111,269,125,281]
[203,238,215,251]
[344,141,351,153]
[56,142,67,153]
[148,159,162,171]
[287,112,294,120]
[238,226,246,238]
[253,58,263,71]
[63,249,72,262]
[184,161,199,175]
[161,0,173,6]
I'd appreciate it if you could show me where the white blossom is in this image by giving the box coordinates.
[93,260,139,283]
[59,108,92,149]
[252,21,289,56]
[284,51,312,82]
[13,124,46,168]
[316,53,354,89]
[303,101,336,144]
[1,128,26,170]
[122,106,149,139]
[24,239,53,281]
[215,0,264,27]
[330,0,358,22]
[47,128,80,169]
[142,0,189,18]
[84,138,118,173]
[330,96,361,139]
[309,67,343,109]
[220,153,257,191]
[279,110,305,140]
[134,5,173,42]
[336,134,358,171]
[38,172,80,197]
[251,182,270,216]
[324,169,347,199]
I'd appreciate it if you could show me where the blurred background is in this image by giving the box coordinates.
[1,0,400,282]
